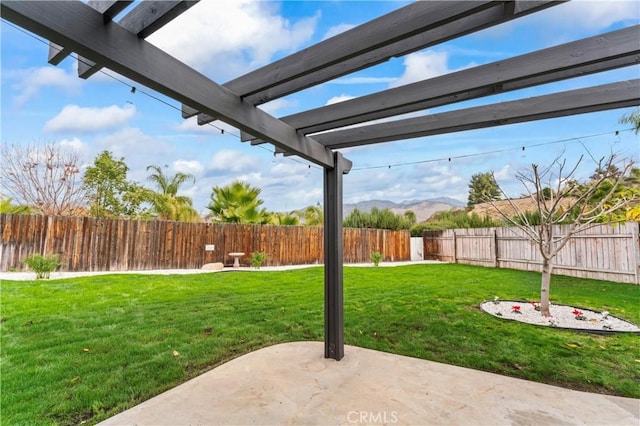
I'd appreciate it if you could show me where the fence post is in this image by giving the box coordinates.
[633,222,640,285]
[452,230,457,263]
[494,229,499,268]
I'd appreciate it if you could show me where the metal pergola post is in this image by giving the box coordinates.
[323,152,349,360]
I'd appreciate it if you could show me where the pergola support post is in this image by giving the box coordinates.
[323,151,348,361]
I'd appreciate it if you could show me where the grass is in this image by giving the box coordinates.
[1,264,639,425]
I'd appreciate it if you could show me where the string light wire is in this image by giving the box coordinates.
[3,19,636,174]
[349,129,636,171]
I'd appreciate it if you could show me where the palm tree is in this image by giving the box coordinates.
[0,196,32,214]
[146,165,199,222]
[619,108,640,134]
[302,203,323,226]
[272,211,300,225]
[207,180,271,224]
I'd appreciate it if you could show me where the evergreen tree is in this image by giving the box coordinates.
[467,172,501,206]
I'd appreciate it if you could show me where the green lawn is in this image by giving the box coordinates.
[1,264,639,425]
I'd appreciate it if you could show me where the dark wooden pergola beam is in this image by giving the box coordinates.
[227,1,497,97]
[237,1,563,106]
[78,0,199,79]
[247,26,639,142]
[48,0,133,65]
[195,0,562,126]
[0,0,337,169]
[310,80,640,149]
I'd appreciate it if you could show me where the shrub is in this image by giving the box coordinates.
[370,251,382,266]
[250,251,267,269]
[22,253,62,279]
[411,209,502,235]
[344,207,414,230]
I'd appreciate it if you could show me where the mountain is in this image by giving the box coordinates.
[343,198,464,223]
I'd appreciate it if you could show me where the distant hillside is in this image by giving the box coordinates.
[343,198,464,223]
[469,197,576,220]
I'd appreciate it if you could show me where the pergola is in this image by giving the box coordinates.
[2,0,638,361]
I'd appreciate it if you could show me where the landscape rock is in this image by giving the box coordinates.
[201,262,224,271]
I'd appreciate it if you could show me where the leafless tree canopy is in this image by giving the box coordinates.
[1,143,86,215]
[489,153,636,316]
[494,154,635,252]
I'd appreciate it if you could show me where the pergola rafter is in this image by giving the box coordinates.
[47,0,133,65]
[251,25,640,143]
[77,0,199,79]
[2,0,638,362]
[310,80,640,149]
[195,0,561,126]
[236,1,560,106]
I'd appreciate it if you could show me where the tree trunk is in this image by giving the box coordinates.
[540,257,553,316]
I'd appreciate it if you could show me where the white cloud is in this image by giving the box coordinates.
[479,0,640,42]
[94,128,174,178]
[493,164,512,180]
[322,23,356,40]
[173,160,204,175]
[390,51,451,88]
[173,117,238,135]
[10,66,82,107]
[270,161,308,176]
[546,0,639,31]
[325,94,356,106]
[282,187,323,207]
[207,149,261,173]
[420,173,463,191]
[58,137,87,152]
[258,98,298,116]
[44,104,136,133]
[148,1,319,80]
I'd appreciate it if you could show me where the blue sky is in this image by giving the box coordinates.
[1,0,639,215]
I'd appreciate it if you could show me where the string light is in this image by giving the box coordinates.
[349,129,635,171]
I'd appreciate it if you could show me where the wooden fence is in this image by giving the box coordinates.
[423,223,640,284]
[0,214,410,272]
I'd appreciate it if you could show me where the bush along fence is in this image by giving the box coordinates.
[0,214,410,272]
[423,222,640,284]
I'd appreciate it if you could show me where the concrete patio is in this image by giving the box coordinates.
[99,342,639,425]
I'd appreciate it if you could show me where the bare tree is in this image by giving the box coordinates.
[1,143,86,215]
[490,154,635,317]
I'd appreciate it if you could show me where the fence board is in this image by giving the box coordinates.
[0,214,410,272]
[424,223,639,284]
